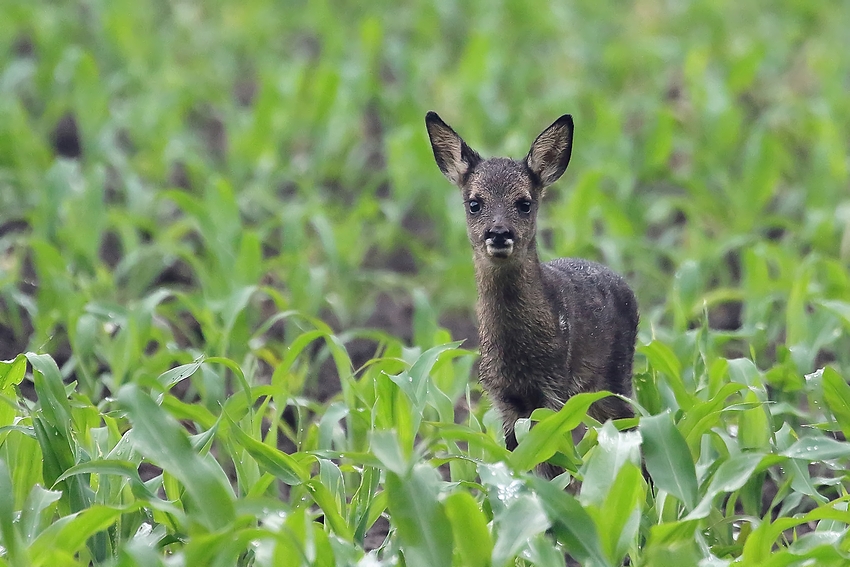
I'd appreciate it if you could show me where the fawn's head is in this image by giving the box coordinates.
[425,112,574,265]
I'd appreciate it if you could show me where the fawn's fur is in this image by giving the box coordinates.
[425,112,638,477]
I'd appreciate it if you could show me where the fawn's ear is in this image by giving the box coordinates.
[525,114,574,188]
[425,111,482,186]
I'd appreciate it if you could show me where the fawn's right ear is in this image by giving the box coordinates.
[525,114,574,188]
[425,111,482,186]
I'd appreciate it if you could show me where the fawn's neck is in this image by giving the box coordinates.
[474,247,557,345]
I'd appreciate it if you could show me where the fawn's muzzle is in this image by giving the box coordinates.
[484,225,514,257]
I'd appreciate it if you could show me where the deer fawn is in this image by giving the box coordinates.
[425,112,638,477]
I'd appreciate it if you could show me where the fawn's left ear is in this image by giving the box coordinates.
[525,114,574,188]
[425,111,482,187]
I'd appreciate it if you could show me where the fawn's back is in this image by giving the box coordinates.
[425,111,638,458]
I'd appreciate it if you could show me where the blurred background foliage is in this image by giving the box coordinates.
[1,0,849,382]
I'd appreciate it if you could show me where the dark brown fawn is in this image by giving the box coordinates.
[425,111,638,478]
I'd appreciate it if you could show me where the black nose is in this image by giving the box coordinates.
[485,225,514,246]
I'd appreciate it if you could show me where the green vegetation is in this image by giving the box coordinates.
[1,0,850,565]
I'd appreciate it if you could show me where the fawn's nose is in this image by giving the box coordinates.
[485,225,514,246]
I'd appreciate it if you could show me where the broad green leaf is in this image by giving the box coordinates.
[524,533,568,567]
[0,460,22,564]
[642,520,701,566]
[781,436,850,461]
[510,391,608,472]
[530,477,611,567]
[54,459,157,500]
[0,355,26,389]
[30,504,131,565]
[118,385,234,531]
[445,491,492,567]
[727,358,762,388]
[426,423,511,460]
[679,382,747,447]
[492,494,550,567]
[385,464,453,567]
[686,452,765,520]
[31,414,90,513]
[350,466,380,544]
[597,463,644,563]
[639,340,691,409]
[317,402,349,451]
[738,390,771,450]
[156,358,204,390]
[319,458,345,509]
[580,421,642,507]
[641,412,698,511]
[632,371,661,415]
[183,526,271,567]
[479,462,524,516]
[305,479,353,540]
[26,353,72,436]
[225,415,308,485]
[392,341,462,407]
[639,341,682,379]
[0,425,35,438]
[818,299,850,327]
[775,423,821,500]
[742,503,850,563]
[370,429,410,475]
[20,485,62,544]
[822,367,850,439]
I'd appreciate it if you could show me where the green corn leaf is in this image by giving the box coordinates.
[640,412,698,511]
[781,435,850,461]
[741,504,850,563]
[738,390,771,451]
[510,391,609,472]
[20,485,62,544]
[580,420,642,508]
[598,463,644,564]
[118,385,235,531]
[31,415,90,513]
[54,459,158,500]
[0,460,22,565]
[304,479,353,540]
[642,520,701,565]
[385,464,453,567]
[639,340,692,409]
[822,367,850,439]
[156,358,204,391]
[445,491,493,567]
[492,493,550,567]
[225,414,309,485]
[26,353,72,436]
[29,504,132,565]
[686,452,766,520]
[0,354,26,389]
[530,477,611,567]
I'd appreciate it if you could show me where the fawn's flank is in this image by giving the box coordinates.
[425,111,638,477]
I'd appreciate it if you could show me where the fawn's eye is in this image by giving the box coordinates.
[468,199,481,214]
[517,200,532,214]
